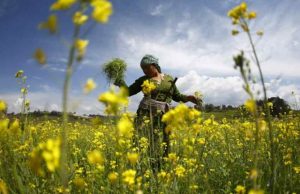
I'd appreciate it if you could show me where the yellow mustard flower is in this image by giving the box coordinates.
[87,150,104,165]
[91,0,113,23]
[73,177,86,189]
[244,99,256,115]
[73,11,89,26]
[84,78,97,94]
[0,179,8,194]
[141,80,156,95]
[33,48,47,65]
[29,138,61,175]
[248,11,257,19]
[175,165,186,178]
[0,119,9,131]
[293,166,300,174]
[98,87,128,115]
[235,185,246,194]
[39,14,57,34]
[9,119,20,134]
[127,152,139,165]
[248,189,264,194]
[74,39,89,59]
[108,172,118,184]
[117,114,134,138]
[0,100,7,112]
[51,0,77,11]
[122,169,136,186]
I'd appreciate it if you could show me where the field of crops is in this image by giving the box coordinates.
[1,104,300,193]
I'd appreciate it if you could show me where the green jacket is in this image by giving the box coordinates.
[115,74,188,103]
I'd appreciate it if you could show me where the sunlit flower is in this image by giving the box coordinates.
[73,177,86,189]
[33,48,47,65]
[51,0,77,10]
[39,14,57,34]
[74,39,89,60]
[0,100,7,112]
[117,114,134,138]
[29,138,61,175]
[0,119,9,131]
[0,179,8,194]
[122,169,136,186]
[248,11,257,19]
[87,150,104,165]
[235,185,246,194]
[73,11,89,26]
[84,78,97,94]
[293,166,300,174]
[91,0,113,23]
[127,152,139,165]
[108,172,118,184]
[244,99,256,115]
[175,165,186,178]
[98,87,128,115]
[248,189,264,194]
[141,80,156,95]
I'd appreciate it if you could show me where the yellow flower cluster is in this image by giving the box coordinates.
[98,87,128,115]
[117,114,134,138]
[91,0,113,23]
[73,11,89,26]
[33,48,47,65]
[38,14,57,34]
[244,99,257,115]
[87,150,104,165]
[227,2,257,21]
[50,0,112,24]
[83,78,97,94]
[228,2,259,35]
[235,185,246,194]
[0,100,7,112]
[141,80,156,95]
[122,169,136,186]
[108,172,118,183]
[29,138,61,176]
[127,152,139,165]
[162,103,201,133]
[0,179,8,194]
[74,39,89,61]
[51,0,77,10]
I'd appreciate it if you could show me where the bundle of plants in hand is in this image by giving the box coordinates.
[102,58,127,83]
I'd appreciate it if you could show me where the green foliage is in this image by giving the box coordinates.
[102,58,127,83]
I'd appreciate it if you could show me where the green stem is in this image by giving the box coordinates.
[61,23,81,189]
[245,22,275,193]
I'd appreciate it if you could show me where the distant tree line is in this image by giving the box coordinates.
[198,96,291,117]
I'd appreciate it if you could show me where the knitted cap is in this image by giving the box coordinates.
[140,54,159,66]
[140,54,161,72]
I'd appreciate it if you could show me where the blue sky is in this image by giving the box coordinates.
[0,0,300,114]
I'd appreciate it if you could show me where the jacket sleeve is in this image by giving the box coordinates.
[172,84,188,102]
[114,76,146,97]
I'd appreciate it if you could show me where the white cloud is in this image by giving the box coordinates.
[176,70,300,108]
[116,1,300,77]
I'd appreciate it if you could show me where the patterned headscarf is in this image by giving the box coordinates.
[140,54,161,73]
